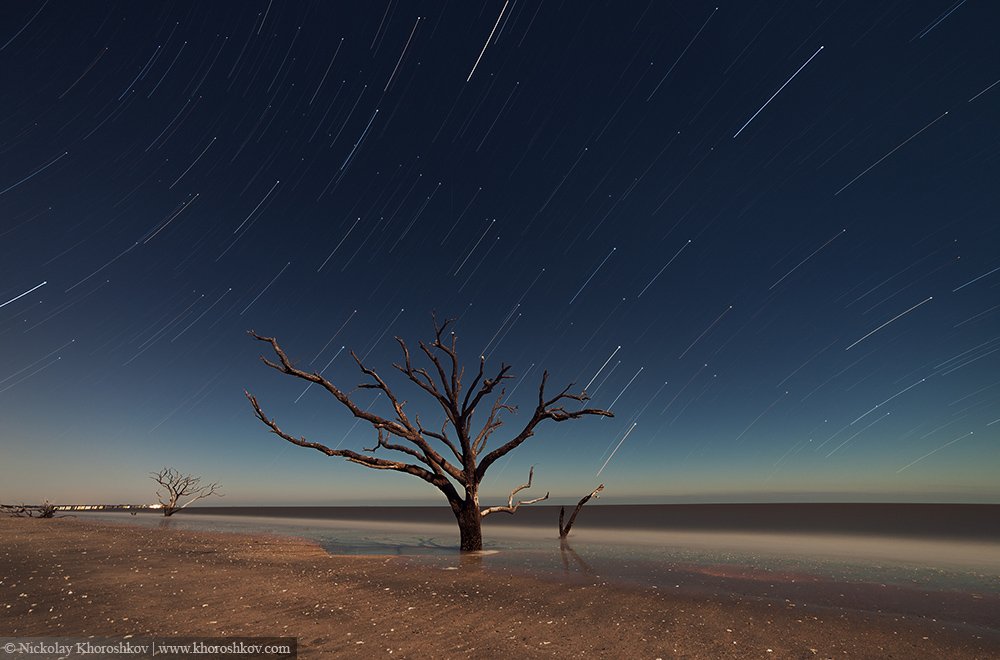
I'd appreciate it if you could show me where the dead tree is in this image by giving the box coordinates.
[558,484,605,538]
[246,316,613,552]
[1,501,60,518]
[151,468,222,516]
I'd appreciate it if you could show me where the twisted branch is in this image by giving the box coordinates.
[477,370,612,480]
[248,331,466,485]
[481,466,549,517]
[246,391,464,495]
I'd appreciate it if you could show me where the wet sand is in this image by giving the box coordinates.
[1,517,997,658]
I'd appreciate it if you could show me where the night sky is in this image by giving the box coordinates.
[2,1,998,506]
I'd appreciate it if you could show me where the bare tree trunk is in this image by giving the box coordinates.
[456,497,483,552]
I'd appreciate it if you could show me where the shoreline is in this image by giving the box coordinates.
[2,517,997,658]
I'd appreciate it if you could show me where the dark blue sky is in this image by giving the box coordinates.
[1,1,998,505]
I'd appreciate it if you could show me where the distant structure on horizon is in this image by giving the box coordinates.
[53,503,163,511]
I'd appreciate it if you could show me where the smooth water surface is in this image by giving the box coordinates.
[82,509,1000,630]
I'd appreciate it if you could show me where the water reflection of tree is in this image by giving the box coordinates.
[458,551,486,571]
[559,539,593,575]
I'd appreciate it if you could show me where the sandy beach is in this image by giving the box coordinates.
[1,517,997,659]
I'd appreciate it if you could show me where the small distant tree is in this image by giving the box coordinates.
[558,484,604,538]
[246,316,613,552]
[151,468,222,516]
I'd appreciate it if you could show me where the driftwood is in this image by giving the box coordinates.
[246,314,613,551]
[1,501,62,518]
[558,484,605,538]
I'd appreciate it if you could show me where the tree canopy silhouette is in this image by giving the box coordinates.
[151,467,222,516]
[245,315,612,551]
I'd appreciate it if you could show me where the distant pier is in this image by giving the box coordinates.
[53,503,163,511]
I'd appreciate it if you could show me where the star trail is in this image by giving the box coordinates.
[0,1,997,506]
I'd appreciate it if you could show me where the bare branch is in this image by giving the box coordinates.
[430,313,461,398]
[362,427,443,474]
[477,372,613,480]
[462,362,514,421]
[472,389,515,454]
[559,484,605,538]
[416,415,463,463]
[246,391,466,493]
[392,337,456,424]
[481,466,549,517]
[418,339,456,407]
[351,351,415,432]
[249,332,466,484]
[250,331,413,439]
[462,356,487,411]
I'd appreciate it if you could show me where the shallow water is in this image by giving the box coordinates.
[82,510,1000,630]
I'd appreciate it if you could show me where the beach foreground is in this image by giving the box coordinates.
[1,518,997,659]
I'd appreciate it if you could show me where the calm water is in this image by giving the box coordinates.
[185,503,1000,540]
[81,504,1000,630]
